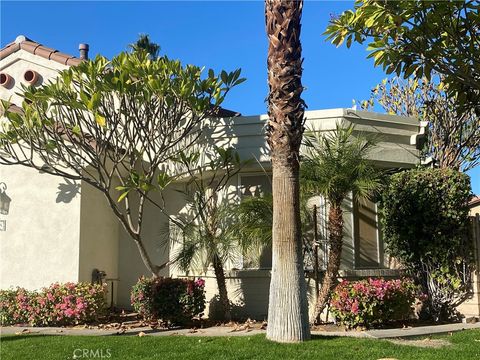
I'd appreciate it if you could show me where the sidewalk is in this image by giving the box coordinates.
[2,322,479,338]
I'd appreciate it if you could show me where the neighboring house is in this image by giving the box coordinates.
[0,36,428,319]
[462,196,480,318]
[470,196,480,216]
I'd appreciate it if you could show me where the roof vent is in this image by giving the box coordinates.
[79,43,89,60]
[0,73,14,88]
[24,70,40,85]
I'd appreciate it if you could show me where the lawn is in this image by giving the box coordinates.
[1,330,479,360]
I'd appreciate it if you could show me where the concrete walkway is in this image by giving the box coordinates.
[1,322,479,339]
[313,322,480,339]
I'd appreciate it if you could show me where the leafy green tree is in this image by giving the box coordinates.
[0,51,244,277]
[169,147,262,321]
[325,0,480,115]
[301,124,383,324]
[129,34,160,59]
[380,168,473,321]
[357,74,480,171]
[265,0,310,342]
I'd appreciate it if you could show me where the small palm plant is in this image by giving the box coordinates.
[301,124,383,324]
[169,147,266,321]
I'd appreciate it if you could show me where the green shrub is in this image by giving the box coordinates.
[380,168,473,320]
[0,282,106,326]
[131,277,205,325]
[329,278,419,328]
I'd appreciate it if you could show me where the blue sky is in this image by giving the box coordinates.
[1,1,478,194]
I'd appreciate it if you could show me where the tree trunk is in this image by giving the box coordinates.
[311,203,344,324]
[265,0,310,342]
[212,254,231,322]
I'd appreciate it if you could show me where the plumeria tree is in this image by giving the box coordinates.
[324,0,480,116]
[0,50,244,278]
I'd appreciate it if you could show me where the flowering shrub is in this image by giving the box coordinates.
[131,277,205,325]
[0,282,106,326]
[329,278,419,328]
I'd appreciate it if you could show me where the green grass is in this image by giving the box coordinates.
[1,330,479,360]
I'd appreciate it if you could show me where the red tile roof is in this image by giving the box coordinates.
[0,35,82,66]
[470,196,480,207]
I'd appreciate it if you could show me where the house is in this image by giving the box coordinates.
[0,36,428,319]
[470,196,480,216]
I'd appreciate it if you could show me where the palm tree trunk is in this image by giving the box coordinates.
[212,254,231,322]
[311,202,344,324]
[265,0,310,342]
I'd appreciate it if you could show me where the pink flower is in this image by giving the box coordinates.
[195,278,205,287]
[351,300,359,314]
[64,308,75,317]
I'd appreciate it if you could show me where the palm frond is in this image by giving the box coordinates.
[301,123,383,205]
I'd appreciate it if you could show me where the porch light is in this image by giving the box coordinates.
[0,183,11,215]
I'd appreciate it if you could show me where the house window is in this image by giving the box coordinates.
[238,173,272,269]
[353,199,382,269]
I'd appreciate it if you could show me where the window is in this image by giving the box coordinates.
[353,199,382,269]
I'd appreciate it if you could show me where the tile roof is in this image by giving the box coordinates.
[470,196,480,207]
[0,35,82,66]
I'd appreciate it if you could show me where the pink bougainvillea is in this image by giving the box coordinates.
[0,282,106,326]
[330,277,420,328]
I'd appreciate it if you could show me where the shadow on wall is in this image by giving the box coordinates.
[56,179,80,203]
[207,295,246,321]
[207,273,271,321]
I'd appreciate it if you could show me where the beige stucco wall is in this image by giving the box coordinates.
[471,204,480,216]
[78,179,120,305]
[0,45,81,291]
[0,49,68,106]
[0,165,81,290]
[116,186,176,309]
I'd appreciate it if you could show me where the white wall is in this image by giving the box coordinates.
[0,166,81,290]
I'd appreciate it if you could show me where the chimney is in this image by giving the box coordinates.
[79,43,89,60]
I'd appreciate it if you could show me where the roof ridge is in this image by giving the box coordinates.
[0,35,82,66]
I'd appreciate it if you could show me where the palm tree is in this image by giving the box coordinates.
[301,124,383,324]
[169,148,265,321]
[129,34,160,59]
[265,0,310,342]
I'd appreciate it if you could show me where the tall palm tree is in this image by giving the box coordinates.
[265,0,310,342]
[129,34,160,59]
[301,124,383,324]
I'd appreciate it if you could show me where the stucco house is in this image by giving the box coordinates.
[0,36,429,319]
